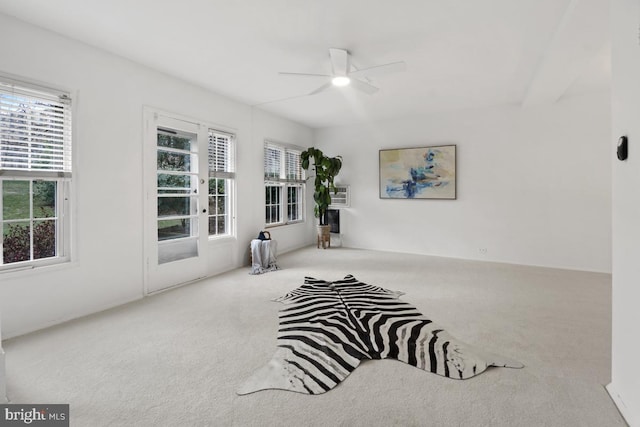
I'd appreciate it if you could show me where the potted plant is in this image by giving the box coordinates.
[301,147,342,248]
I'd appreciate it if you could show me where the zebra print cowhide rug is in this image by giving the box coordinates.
[237,275,523,395]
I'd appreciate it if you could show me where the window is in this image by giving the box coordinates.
[208,130,234,237]
[0,77,72,270]
[155,127,234,243]
[264,141,304,226]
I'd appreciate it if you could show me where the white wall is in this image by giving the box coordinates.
[315,91,611,273]
[609,0,640,425]
[0,313,6,402]
[0,13,314,339]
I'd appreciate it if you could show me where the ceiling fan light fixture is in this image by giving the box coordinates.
[331,76,351,87]
[279,48,405,96]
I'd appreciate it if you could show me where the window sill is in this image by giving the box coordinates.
[0,258,77,279]
[265,220,305,229]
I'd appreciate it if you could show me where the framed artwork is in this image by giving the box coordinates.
[379,145,456,199]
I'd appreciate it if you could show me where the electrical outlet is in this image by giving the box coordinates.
[479,248,488,254]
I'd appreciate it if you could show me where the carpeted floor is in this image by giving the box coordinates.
[2,247,626,426]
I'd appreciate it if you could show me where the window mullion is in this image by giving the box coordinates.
[279,149,285,223]
[29,180,34,261]
[56,179,63,259]
[279,185,283,224]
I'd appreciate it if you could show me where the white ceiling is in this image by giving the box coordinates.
[0,0,610,129]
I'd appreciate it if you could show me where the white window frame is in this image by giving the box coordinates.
[264,141,305,227]
[0,76,72,272]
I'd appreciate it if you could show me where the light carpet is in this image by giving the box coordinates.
[2,247,626,426]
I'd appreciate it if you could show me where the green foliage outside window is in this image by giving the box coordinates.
[2,180,57,264]
[3,218,55,264]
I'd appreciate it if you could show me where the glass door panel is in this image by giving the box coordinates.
[156,129,199,265]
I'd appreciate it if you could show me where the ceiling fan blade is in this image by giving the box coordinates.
[308,82,333,96]
[349,61,407,79]
[329,48,349,76]
[350,79,379,95]
[279,72,332,78]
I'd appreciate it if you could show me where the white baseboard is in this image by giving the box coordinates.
[606,382,637,427]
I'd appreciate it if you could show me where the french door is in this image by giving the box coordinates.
[143,109,209,293]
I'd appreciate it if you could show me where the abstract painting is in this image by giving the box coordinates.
[237,275,522,395]
[379,145,456,199]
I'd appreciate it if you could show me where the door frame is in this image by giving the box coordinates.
[142,107,210,294]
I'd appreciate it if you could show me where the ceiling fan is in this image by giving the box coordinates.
[279,48,407,96]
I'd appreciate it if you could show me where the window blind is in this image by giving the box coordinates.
[0,80,72,178]
[208,129,235,178]
[264,142,281,181]
[285,150,303,182]
[264,141,304,183]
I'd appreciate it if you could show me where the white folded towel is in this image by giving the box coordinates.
[250,239,279,275]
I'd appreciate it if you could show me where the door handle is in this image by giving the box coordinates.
[202,208,207,214]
